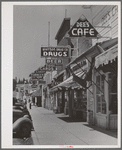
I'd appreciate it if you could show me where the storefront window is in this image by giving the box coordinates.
[96,74,106,114]
[58,91,62,107]
[108,73,117,114]
[74,89,87,111]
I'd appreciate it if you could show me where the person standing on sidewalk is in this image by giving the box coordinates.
[28,98,31,109]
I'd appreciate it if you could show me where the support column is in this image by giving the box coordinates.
[42,85,44,107]
[68,88,73,118]
[56,92,58,108]
[105,73,110,129]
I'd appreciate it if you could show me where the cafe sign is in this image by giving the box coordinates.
[68,15,100,37]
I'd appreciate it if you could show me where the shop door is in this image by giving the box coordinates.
[37,96,42,107]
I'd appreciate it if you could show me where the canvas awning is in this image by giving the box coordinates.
[50,72,85,92]
[67,37,118,67]
[95,44,118,69]
[32,89,42,97]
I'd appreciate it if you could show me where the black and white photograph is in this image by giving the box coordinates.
[2,1,121,148]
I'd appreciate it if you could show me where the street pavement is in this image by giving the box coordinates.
[13,104,118,146]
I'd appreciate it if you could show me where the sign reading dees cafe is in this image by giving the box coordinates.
[41,46,69,57]
[68,14,100,37]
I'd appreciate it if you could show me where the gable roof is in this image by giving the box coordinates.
[55,18,71,40]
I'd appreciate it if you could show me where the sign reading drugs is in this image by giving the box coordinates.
[68,15,100,37]
[41,47,69,57]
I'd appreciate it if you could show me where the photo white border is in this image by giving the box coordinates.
[1,1,121,148]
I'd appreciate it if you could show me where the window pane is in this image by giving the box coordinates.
[96,75,100,94]
[96,95,101,113]
[109,73,117,93]
[109,94,117,114]
[97,104,101,113]
[102,94,106,102]
[101,75,105,94]
[101,94,106,114]
[102,103,106,114]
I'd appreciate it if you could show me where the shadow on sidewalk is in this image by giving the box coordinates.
[83,124,117,138]
[58,117,86,123]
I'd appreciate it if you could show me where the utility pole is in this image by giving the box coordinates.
[65,9,67,18]
[48,21,52,81]
[48,21,50,47]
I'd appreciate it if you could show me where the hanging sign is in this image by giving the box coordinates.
[46,58,63,66]
[31,73,44,78]
[31,76,43,80]
[68,15,100,37]
[41,46,69,57]
[46,64,55,71]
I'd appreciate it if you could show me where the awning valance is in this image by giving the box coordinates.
[95,44,118,69]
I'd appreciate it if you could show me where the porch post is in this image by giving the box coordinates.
[68,88,73,117]
[105,73,110,129]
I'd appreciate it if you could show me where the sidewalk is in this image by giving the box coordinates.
[29,105,118,146]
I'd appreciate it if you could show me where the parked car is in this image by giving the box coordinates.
[13,105,32,121]
[13,98,33,138]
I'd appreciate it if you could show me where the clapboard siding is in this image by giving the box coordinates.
[92,5,118,45]
[92,6,114,25]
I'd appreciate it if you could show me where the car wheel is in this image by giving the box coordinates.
[18,123,31,138]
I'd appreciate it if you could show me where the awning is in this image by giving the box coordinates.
[95,44,118,68]
[13,91,16,98]
[50,72,85,91]
[67,37,118,67]
[32,89,42,97]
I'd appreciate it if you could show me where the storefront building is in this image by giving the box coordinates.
[93,43,118,129]
[50,5,118,130]
[66,5,118,129]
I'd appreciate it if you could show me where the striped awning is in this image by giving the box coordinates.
[95,44,118,69]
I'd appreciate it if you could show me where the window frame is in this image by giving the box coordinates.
[96,72,107,114]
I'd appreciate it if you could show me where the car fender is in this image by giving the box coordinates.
[13,117,32,133]
[13,106,24,111]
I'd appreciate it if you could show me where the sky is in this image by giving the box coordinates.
[13,3,94,80]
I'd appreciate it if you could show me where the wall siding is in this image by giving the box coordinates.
[92,5,118,45]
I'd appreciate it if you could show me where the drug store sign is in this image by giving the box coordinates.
[68,15,100,37]
[41,46,69,57]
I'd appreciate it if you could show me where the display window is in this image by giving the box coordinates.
[74,89,87,111]
[108,73,117,114]
[58,91,62,106]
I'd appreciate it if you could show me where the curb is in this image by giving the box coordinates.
[31,130,40,145]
